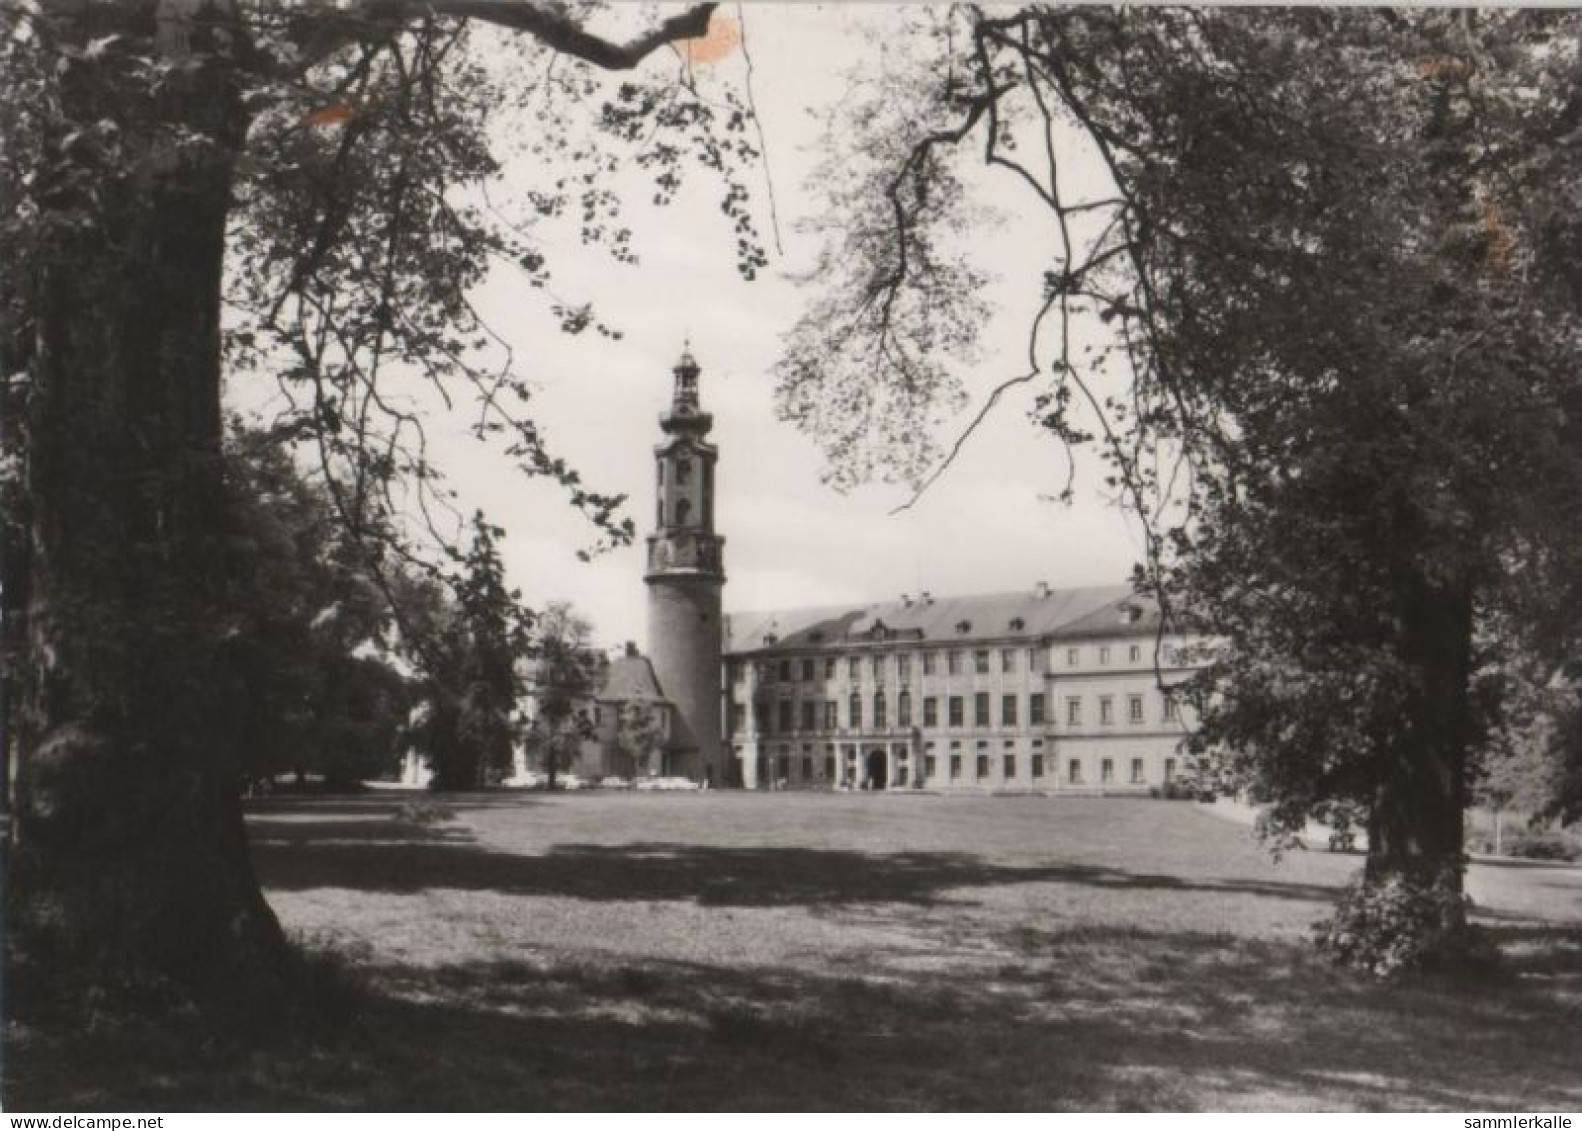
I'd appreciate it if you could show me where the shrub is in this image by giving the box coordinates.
[1465,832,1497,855]
[1466,828,1581,861]
[1314,863,1494,978]
[1503,832,1581,862]
[393,799,454,826]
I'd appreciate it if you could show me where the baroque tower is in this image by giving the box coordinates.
[645,349,727,784]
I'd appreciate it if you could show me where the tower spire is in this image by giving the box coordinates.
[672,344,701,413]
[661,343,711,435]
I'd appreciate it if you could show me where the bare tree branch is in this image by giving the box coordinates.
[888,369,1037,516]
[290,1,718,73]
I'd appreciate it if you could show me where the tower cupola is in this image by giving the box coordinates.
[660,344,713,437]
[672,348,701,412]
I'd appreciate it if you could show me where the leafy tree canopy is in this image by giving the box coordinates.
[785,6,1582,966]
[523,601,599,788]
[0,0,759,1003]
[225,422,415,791]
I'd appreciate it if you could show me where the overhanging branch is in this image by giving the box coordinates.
[291,1,717,72]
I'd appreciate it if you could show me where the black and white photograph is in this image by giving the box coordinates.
[1,0,1580,1114]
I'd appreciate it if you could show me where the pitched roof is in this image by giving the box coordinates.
[723,583,1142,655]
[1053,594,1164,640]
[598,654,669,703]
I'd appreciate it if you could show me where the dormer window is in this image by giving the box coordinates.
[955,620,972,635]
[809,630,825,644]
[763,632,778,646]
[1009,617,1025,632]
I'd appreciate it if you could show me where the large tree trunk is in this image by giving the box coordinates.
[1320,571,1479,974]
[1368,574,1475,892]
[7,4,289,1005]
[1,368,27,815]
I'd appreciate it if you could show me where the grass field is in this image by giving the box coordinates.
[7,792,1581,1111]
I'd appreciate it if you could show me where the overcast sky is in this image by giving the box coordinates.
[247,4,1150,650]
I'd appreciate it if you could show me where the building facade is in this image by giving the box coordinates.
[722,586,1198,793]
[397,647,678,786]
[499,346,1201,793]
[522,647,677,781]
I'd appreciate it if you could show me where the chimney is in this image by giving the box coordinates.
[920,591,932,604]
[901,593,913,608]
[624,640,639,658]
[1034,580,1051,600]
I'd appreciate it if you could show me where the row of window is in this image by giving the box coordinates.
[1066,693,1180,727]
[735,690,1179,736]
[745,641,1164,688]
[749,647,1043,686]
[922,738,1167,784]
[752,742,1179,787]
[925,753,1176,786]
[1064,643,1147,668]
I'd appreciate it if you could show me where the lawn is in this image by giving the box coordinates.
[7,792,1581,1111]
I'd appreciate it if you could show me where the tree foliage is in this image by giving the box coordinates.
[787,7,1582,967]
[774,10,991,490]
[0,0,752,1003]
[523,601,598,788]
[225,424,413,790]
[220,3,766,567]
[404,514,534,791]
[608,696,667,779]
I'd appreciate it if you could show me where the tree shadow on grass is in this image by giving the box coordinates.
[1482,924,1582,984]
[1469,856,1582,872]
[249,818,477,846]
[11,925,1581,1111]
[246,792,545,820]
[248,824,1346,909]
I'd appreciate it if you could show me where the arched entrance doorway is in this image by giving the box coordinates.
[864,748,887,790]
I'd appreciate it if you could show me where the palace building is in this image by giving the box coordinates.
[722,585,1197,793]
[406,347,1199,791]
[613,347,1201,793]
